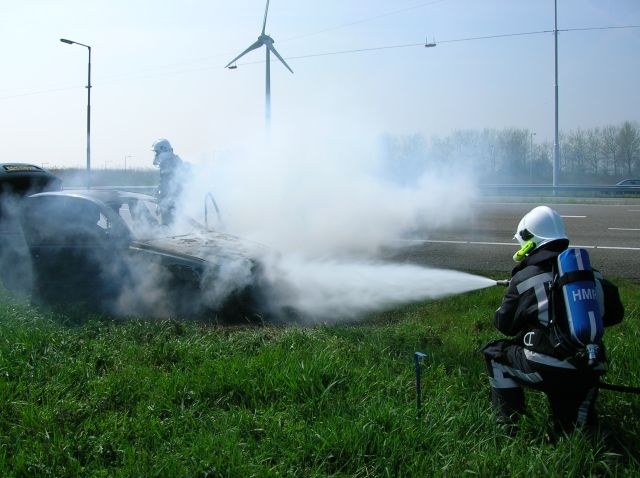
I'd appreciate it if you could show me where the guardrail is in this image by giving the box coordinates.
[75,184,640,198]
[480,184,640,197]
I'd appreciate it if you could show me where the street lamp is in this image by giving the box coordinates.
[530,132,536,179]
[60,38,92,188]
[124,155,132,171]
[553,0,560,190]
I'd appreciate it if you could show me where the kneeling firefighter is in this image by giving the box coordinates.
[482,206,624,435]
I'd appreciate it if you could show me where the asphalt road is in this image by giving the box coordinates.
[388,200,640,280]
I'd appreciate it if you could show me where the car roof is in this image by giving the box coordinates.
[0,163,62,194]
[1,163,47,173]
[0,163,57,177]
[29,189,156,205]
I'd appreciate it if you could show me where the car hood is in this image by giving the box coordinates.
[133,231,270,264]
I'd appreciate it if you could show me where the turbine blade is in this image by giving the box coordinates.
[225,39,263,68]
[266,43,293,74]
[262,0,270,35]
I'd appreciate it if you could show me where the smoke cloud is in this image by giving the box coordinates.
[3,122,490,322]
[170,121,488,322]
[179,124,478,257]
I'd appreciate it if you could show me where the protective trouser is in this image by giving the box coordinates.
[483,339,601,434]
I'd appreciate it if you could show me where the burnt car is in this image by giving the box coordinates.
[20,189,269,320]
[0,163,62,294]
[0,163,62,195]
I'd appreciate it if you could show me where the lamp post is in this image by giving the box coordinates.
[553,0,560,190]
[60,38,92,188]
[124,155,132,171]
[530,132,536,179]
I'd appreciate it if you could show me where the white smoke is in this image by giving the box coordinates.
[178,123,477,256]
[169,121,488,321]
[262,256,494,322]
[6,122,490,322]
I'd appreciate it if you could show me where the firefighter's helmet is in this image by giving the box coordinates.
[152,139,174,166]
[514,206,568,249]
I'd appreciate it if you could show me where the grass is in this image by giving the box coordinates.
[0,280,639,477]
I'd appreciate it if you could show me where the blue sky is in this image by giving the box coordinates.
[1,0,639,169]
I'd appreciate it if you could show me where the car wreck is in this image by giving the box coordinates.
[19,189,270,320]
[0,163,62,294]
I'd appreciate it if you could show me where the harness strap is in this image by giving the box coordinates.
[556,270,595,287]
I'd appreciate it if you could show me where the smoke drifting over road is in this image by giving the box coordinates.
[174,124,489,322]
[182,126,477,255]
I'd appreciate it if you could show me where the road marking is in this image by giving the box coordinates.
[598,246,640,251]
[561,215,586,218]
[469,241,514,246]
[399,239,640,251]
[608,227,640,231]
[486,201,640,208]
[628,210,640,212]
[399,239,512,246]
[407,239,467,244]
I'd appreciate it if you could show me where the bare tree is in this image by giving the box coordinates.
[617,121,640,176]
[601,125,620,176]
[563,129,587,175]
[585,128,602,176]
[480,129,498,175]
[497,129,528,176]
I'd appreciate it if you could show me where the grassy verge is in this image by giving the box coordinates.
[1,280,639,477]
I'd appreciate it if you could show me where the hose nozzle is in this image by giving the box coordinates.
[496,279,510,287]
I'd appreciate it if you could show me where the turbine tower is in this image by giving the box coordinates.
[225,0,293,129]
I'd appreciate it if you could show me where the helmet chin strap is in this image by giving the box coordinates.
[513,240,536,262]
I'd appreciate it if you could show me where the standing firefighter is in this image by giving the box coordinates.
[151,138,187,225]
[482,206,624,436]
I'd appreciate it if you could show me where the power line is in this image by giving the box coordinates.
[1,24,638,101]
[0,85,82,101]
[238,25,640,65]
[438,29,553,44]
[281,0,450,43]
[438,24,640,44]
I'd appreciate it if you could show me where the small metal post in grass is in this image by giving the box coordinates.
[414,351,427,419]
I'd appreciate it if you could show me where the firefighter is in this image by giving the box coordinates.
[482,206,624,436]
[151,138,187,225]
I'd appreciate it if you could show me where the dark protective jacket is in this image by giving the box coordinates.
[494,240,624,363]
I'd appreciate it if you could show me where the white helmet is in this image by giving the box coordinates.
[514,206,568,249]
[152,138,173,166]
[152,138,173,154]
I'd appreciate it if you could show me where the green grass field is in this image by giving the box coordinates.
[1,280,639,477]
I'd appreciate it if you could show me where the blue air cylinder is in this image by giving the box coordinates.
[557,248,604,348]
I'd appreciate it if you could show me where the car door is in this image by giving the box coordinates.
[22,195,129,306]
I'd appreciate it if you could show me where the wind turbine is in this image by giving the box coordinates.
[225,0,293,128]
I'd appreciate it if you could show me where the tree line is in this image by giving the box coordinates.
[381,121,640,184]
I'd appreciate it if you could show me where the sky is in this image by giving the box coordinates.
[1,0,639,170]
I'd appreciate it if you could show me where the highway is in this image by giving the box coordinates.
[389,200,640,279]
